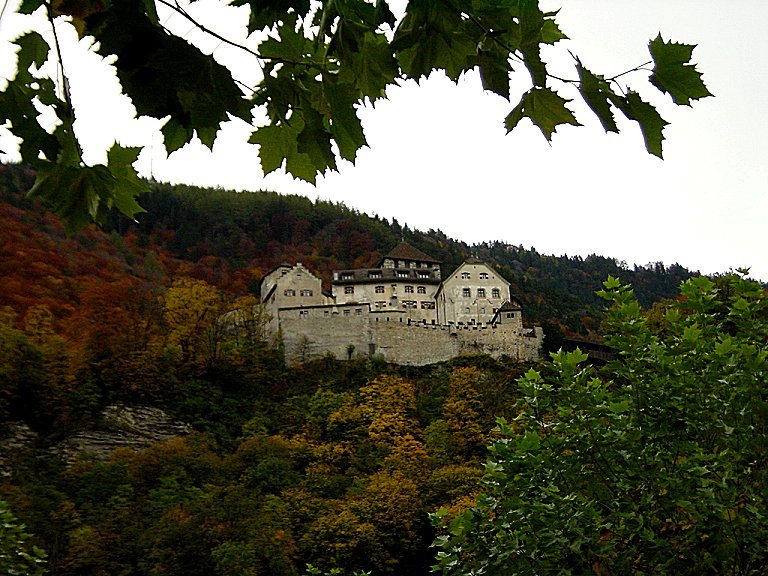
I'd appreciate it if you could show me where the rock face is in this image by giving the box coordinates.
[54,404,192,464]
[0,421,38,477]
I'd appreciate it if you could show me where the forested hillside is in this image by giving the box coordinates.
[102,176,696,339]
[2,163,766,575]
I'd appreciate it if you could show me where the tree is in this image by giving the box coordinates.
[0,499,48,576]
[431,273,767,576]
[162,277,225,368]
[1,1,710,230]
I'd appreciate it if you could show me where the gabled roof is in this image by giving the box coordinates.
[499,299,522,311]
[380,242,441,265]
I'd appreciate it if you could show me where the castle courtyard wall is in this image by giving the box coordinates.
[278,315,543,366]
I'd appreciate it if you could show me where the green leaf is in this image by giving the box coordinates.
[250,119,318,183]
[541,17,567,45]
[141,0,159,25]
[14,32,50,75]
[518,0,547,86]
[28,162,112,233]
[92,3,249,151]
[161,119,191,154]
[608,400,631,414]
[230,0,311,35]
[394,3,476,81]
[325,81,367,162]
[18,0,45,14]
[505,87,580,140]
[337,32,398,100]
[0,82,60,162]
[517,430,541,451]
[649,34,712,106]
[576,60,618,133]
[107,144,147,219]
[477,47,512,100]
[610,91,668,158]
[296,109,336,172]
[258,14,309,62]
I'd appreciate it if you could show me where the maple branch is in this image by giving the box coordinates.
[156,0,261,59]
[155,0,314,69]
[607,61,653,81]
[46,4,73,113]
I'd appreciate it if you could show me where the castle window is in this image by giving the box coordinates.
[403,300,417,309]
[492,288,500,298]
[466,307,471,313]
[421,301,435,309]
[507,312,515,318]
[343,309,351,316]
[376,301,386,308]
[405,285,414,293]
[375,285,385,293]
[461,272,470,279]
[300,289,313,297]
[356,308,363,315]
[299,310,309,318]
[417,286,426,294]
[479,272,489,279]
[462,288,471,297]
[477,288,486,297]
[344,286,354,294]
[284,289,295,296]
[324,310,330,317]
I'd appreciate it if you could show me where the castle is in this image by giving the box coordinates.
[260,243,544,365]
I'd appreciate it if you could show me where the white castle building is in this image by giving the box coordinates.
[260,243,543,365]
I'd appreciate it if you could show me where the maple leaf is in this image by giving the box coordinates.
[649,34,712,106]
[610,91,669,158]
[576,61,619,133]
[505,87,580,141]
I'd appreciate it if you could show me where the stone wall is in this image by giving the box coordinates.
[278,314,543,366]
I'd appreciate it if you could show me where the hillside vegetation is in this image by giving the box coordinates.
[3,164,763,575]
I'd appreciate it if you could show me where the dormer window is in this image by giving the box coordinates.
[396,271,409,278]
[342,273,353,280]
[369,271,381,278]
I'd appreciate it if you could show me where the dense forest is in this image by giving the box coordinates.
[1,163,764,575]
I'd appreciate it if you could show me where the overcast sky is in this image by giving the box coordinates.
[1,1,766,281]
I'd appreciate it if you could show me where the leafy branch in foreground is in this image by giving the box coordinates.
[1,0,711,230]
[431,273,767,576]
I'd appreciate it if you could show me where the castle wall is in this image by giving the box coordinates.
[276,314,543,366]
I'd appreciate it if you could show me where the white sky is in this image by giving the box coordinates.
[1,1,766,281]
